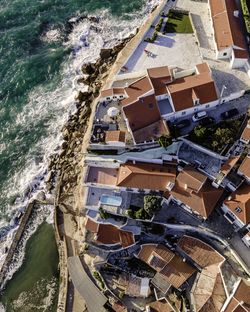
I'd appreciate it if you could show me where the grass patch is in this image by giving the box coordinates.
[164,10,193,33]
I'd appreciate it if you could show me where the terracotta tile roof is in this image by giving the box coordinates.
[132,119,170,144]
[138,244,196,289]
[147,66,172,96]
[167,72,218,112]
[105,130,126,143]
[224,185,250,225]
[238,155,250,179]
[220,156,240,176]
[147,299,174,312]
[196,63,211,74]
[100,87,125,98]
[176,167,207,193]
[121,77,153,106]
[191,264,226,312]
[122,94,161,131]
[86,167,118,185]
[116,162,176,191]
[177,235,224,268]
[160,254,196,289]
[85,218,99,233]
[241,124,250,141]
[209,0,248,56]
[138,244,175,268]
[224,279,250,312]
[112,302,128,312]
[171,180,223,219]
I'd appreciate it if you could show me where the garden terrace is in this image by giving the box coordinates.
[188,118,245,155]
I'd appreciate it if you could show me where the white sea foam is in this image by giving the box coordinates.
[0,0,161,289]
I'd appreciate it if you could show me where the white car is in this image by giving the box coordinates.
[192,111,207,122]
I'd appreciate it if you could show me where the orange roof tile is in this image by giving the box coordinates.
[177,235,224,268]
[86,167,118,185]
[132,119,170,144]
[138,244,196,289]
[224,279,250,312]
[238,156,250,179]
[92,223,135,248]
[241,125,250,141]
[101,87,125,98]
[121,77,153,106]
[147,299,174,312]
[171,180,223,219]
[122,94,161,131]
[192,265,226,312]
[224,185,250,225]
[176,167,207,193]
[85,218,99,233]
[167,72,218,112]
[220,156,240,176]
[209,0,248,56]
[196,63,211,74]
[147,66,172,96]
[105,130,126,143]
[116,162,176,191]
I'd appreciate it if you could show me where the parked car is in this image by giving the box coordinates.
[199,117,215,127]
[221,108,239,120]
[173,119,191,129]
[192,111,207,122]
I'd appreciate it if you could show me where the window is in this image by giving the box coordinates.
[119,95,123,98]
[205,104,210,108]
[181,111,186,115]
[223,52,227,56]
[194,99,199,105]
[107,97,110,100]
[235,207,242,214]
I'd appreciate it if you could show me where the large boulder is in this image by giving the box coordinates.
[81,63,95,75]
[100,48,113,60]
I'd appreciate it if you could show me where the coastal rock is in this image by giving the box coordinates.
[88,16,100,23]
[81,63,95,75]
[76,90,93,102]
[100,48,112,60]
[99,63,108,74]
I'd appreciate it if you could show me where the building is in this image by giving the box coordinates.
[221,184,250,229]
[209,0,248,68]
[169,167,224,219]
[177,236,225,269]
[98,63,221,144]
[105,130,126,147]
[85,218,136,249]
[85,161,177,193]
[116,162,177,192]
[137,244,196,290]
[238,155,250,183]
[240,123,250,144]
[115,273,151,298]
[221,279,250,311]
[146,299,174,312]
[100,87,126,102]
[191,264,227,312]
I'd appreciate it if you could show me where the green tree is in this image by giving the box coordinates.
[144,195,162,217]
[194,125,206,139]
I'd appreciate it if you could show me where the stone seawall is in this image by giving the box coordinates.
[0,201,35,289]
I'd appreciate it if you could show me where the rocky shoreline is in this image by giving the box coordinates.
[46,33,136,196]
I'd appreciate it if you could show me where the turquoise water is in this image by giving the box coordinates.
[0,0,158,223]
[0,0,160,309]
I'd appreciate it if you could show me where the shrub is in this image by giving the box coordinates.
[99,207,109,219]
[144,195,162,217]
[158,135,173,148]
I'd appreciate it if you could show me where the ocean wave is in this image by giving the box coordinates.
[0,0,161,288]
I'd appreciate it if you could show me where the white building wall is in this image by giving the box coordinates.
[216,46,233,60]
[221,204,245,228]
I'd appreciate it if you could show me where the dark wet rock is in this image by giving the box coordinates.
[100,48,112,60]
[81,63,95,75]
[88,16,100,23]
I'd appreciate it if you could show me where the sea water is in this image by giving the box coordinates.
[0,0,161,310]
